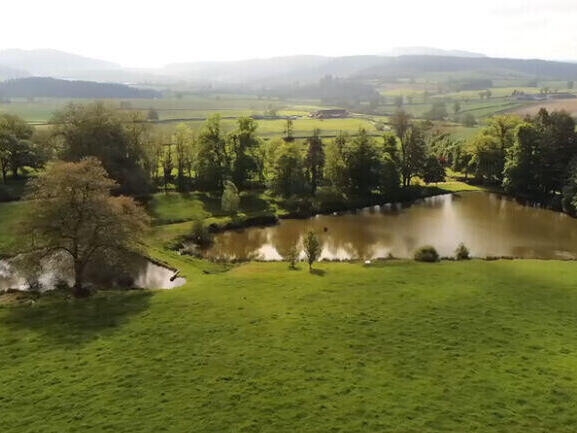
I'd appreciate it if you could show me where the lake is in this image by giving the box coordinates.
[204,192,577,261]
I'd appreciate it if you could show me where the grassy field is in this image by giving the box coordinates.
[0,201,25,254]
[3,258,577,432]
[0,95,329,124]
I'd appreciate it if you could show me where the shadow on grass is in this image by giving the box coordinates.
[310,268,326,276]
[0,290,153,347]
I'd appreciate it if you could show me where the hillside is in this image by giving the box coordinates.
[163,54,577,84]
[0,77,161,99]
[384,46,487,58]
[0,49,120,77]
[356,55,577,80]
[0,65,29,81]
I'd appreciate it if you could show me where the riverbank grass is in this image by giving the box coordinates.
[3,259,577,432]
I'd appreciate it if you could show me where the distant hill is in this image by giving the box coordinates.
[0,49,120,77]
[164,55,330,83]
[3,49,577,87]
[161,54,577,84]
[355,56,577,80]
[0,65,29,80]
[0,77,161,99]
[383,47,486,58]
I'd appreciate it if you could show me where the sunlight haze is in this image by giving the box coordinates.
[2,0,577,66]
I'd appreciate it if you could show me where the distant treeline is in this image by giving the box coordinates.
[0,77,161,99]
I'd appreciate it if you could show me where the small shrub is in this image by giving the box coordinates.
[414,245,440,262]
[455,243,470,260]
[303,231,322,271]
[283,241,300,270]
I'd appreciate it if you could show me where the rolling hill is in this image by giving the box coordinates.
[0,49,120,77]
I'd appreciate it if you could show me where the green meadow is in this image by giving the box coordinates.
[3,259,577,432]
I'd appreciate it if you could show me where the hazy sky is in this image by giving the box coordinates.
[2,0,577,67]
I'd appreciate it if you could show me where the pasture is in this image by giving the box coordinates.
[3,259,577,432]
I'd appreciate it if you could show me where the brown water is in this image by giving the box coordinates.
[204,192,577,261]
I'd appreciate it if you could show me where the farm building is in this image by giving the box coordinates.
[309,109,350,119]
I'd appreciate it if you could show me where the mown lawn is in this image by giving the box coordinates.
[2,259,577,432]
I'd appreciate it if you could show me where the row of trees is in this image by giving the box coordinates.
[4,103,449,204]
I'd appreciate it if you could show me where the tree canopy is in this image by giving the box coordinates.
[19,158,149,297]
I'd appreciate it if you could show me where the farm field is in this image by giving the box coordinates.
[3,258,577,432]
[507,98,577,117]
[0,95,329,124]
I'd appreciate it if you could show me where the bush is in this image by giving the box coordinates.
[414,246,440,262]
[455,243,470,260]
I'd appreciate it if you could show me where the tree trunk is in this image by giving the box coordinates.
[73,262,90,298]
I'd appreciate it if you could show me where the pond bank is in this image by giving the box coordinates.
[201,191,577,261]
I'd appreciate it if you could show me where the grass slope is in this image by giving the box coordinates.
[2,259,577,432]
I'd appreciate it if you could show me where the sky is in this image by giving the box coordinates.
[2,0,577,68]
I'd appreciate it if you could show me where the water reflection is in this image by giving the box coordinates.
[204,192,577,261]
[0,254,186,292]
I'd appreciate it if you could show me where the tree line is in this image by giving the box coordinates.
[1,103,448,205]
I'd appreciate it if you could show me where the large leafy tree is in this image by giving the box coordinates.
[533,109,577,194]
[325,130,399,196]
[269,141,307,198]
[346,129,384,195]
[324,132,349,193]
[226,117,261,189]
[305,129,325,194]
[0,114,39,182]
[19,158,149,297]
[172,124,194,192]
[503,123,542,195]
[195,115,228,190]
[399,124,427,187]
[51,102,152,195]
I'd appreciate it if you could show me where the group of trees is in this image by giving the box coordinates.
[0,114,46,184]
[434,109,577,212]
[267,112,446,199]
[4,102,449,204]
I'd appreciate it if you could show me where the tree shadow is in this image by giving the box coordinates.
[0,290,152,348]
[310,268,326,276]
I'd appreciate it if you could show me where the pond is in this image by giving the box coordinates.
[0,254,186,292]
[203,192,577,261]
